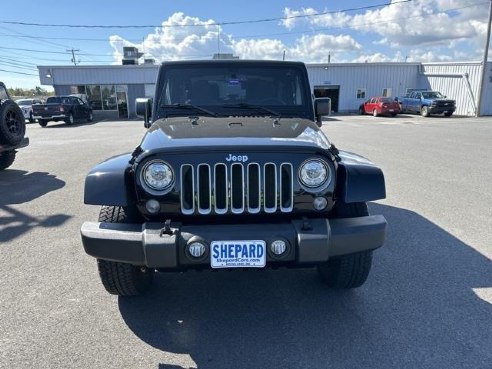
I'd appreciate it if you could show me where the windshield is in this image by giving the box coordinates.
[47,97,70,104]
[16,99,33,106]
[157,64,310,118]
[421,91,444,99]
[380,98,393,103]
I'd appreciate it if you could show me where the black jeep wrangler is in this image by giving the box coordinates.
[0,82,28,171]
[80,60,387,296]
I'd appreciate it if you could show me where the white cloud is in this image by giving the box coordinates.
[110,13,362,64]
[108,1,490,66]
[110,13,233,63]
[282,0,488,51]
[232,39,285,60]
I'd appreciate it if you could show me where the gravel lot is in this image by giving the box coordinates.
[1,114,491,369]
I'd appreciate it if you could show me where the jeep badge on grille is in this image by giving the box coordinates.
[226,154,248,162]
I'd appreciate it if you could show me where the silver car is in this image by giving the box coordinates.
[15,98,43,123]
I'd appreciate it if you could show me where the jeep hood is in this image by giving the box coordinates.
[139,117,331,152]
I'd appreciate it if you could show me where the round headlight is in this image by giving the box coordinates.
[141,160,174,193]
[299,159,330,188]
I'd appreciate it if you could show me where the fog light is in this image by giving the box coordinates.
[313,197,328,211]
[188,242,206,258]
[145,199,160,214]
[271,240,287,255]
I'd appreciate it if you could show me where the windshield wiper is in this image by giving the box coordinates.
[160,103,219,117]
[222,103,281,117]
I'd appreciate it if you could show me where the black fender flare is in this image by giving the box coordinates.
[84,153,133,206]
[336,151,386,203]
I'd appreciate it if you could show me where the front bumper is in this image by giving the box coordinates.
[80,215,387,269]
[429,106,455,114]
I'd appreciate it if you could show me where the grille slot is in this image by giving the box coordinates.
[180,162,293,215]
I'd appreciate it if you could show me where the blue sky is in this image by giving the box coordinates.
[0,0,490,89]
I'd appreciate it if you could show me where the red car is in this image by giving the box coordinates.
[359,97,400,117]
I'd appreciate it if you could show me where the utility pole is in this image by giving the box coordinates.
[477,0,492,117]
[66,48,80,66]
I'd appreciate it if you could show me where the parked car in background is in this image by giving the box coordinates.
[359,97,400,117]
[32,95,93,127]
[15,98,43,123]
[399,91,456,117]
[69,93,89,105]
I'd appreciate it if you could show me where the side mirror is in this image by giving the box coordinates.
[136,98,152,128]
[314,98,331,127]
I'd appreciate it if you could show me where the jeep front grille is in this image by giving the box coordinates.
[180,162,293,215]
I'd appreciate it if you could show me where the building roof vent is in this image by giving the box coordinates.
[122,46,143,65]
[212,53,239,60]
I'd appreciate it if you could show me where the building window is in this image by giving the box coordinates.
[144,84,156,98]
[356,88,366,99]
[70,85,86,94]
[382,88,392,97]
[101,85,116,110]
[86,85,102,110]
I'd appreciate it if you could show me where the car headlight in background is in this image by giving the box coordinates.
[299,159,330,189]
[141,160,174,194]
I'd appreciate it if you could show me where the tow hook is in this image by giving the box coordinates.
[160,219,176,236]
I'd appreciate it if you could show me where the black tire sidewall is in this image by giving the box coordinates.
[0,151,16,170]
[0,100,26,145]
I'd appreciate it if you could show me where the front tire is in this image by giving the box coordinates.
[444,111,453,117]
[373,109,378,117]
[38,119,48,127]
[0,100,26,145]
[65,113,74,125]
[29,112,34,123]
[359,106,365,115]
[96,206,153,296]
[87,112,93,122]
[0,151,15,170]
[317,202,374,289]
[421,106,429,117]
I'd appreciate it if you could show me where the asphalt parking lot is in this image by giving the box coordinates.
[1,114,491,369]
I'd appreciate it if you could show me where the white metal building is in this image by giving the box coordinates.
[37,61,492,118]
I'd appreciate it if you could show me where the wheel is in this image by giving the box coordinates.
[0,100,26,145]
[29,112,34,123]
[421,106,429,117]
[0,151,15,171]
[65,113,74,125]
[317,202,374,289]
[373,109,378,117]
[391,113,397,117]
[38,119,48,127]
[317,251,373,289]
[444,111,453,117]
[358,106,365,115]
[96,206,153,296]
[87,112,93,122]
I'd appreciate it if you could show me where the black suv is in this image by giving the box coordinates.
[80,60,387,296]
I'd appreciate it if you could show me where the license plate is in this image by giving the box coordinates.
[210,240,266,268]
[389,109,394,112]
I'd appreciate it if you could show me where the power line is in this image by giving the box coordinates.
[233,1,488,40]
[0,33,141,43]
[0,68,38,76]
[0,45,111,57]
[0,0,413,29]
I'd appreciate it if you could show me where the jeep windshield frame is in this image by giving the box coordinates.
[154,61,315,121]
